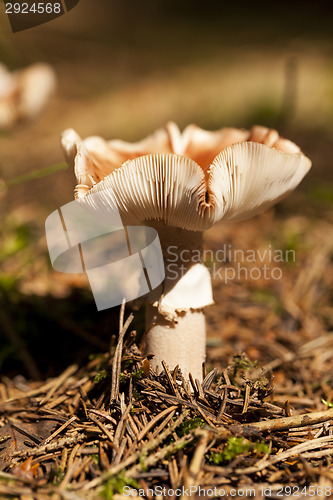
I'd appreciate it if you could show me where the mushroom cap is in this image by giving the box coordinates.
[0,64,14,99]
[0,62,56,129]
[16,63,57,119]
[62,123,311,231]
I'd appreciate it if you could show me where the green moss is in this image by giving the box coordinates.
[122,359,134,369]
[208,436,269,464]
[165,440,189,459]
[53,467,65,485]
[94,369,108,383]
[100,471,139,499]
[177,417,205,437]
[132,369,144,381]
[119,367,144,384]
[230,354,259,376]
[139,453,148,471]
[90,453,100,465]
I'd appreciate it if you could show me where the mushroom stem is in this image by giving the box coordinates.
[144,223,213,381]
[145,305,206,381]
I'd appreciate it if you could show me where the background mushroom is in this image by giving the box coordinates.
[0,62,56,129]
[61,123,311,380]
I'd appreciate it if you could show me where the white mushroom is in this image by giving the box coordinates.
[16,63,57,120]
[61,123,311,380]
[0,62,56,129]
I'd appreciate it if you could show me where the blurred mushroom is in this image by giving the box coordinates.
[61,123,311,380]
[0,62,56,129]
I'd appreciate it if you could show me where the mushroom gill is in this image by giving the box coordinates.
[60,122,311,380]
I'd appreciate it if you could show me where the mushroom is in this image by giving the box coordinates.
[61,123,311,380]
[0,62,56,129]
